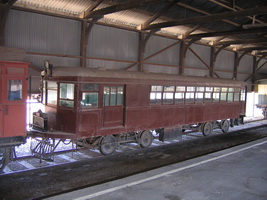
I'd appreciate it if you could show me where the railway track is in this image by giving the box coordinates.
[0,121,267,200]
[1,119,267,175]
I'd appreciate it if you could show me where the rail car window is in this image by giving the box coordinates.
[204,87,213,102]
[117,87,123,105]
[81,84,99,108]
[227,88,234,102]
[213,87,220,102]
[175,86,185,103]
[195,87,204,103]
[104,86,124,106]
[163,86,175,104]
[220,87,227,102]
[47,81,57,105]
[59,83,74,107]
[185,87,195,103]
[110,87,117,105]
[81,93,98,107]
[234,88,240,101]
[150,86,163,104]
[8,80,22,101]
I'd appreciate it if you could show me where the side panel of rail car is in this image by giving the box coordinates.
[39,69,246,139]
[0,62,28,138]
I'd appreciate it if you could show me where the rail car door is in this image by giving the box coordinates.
[0,62,28,138]
[103,85,125,127]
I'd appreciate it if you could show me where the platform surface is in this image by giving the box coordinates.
[46,137,267,200]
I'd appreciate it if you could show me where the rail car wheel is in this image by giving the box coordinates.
[0,147,11,172]
[221,120,230,133]
[99,135,117,155]
[139,130,154,148]
[202,122,213,136]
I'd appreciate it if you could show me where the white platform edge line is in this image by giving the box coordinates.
[74,140,267,200]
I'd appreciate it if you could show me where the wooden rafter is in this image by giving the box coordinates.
[143,6,267,30]
[139,0,180,30]
[177,2,240,27]
[218,38,267,46]
[81,0,105,18]
[239,46,267,52]
[187,27,267,39]
[245,58,267,82]
[124,40,180,70]
[208,0,265,24]
[186,44,221,78]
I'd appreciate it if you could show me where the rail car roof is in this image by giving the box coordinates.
[51,66,244,86]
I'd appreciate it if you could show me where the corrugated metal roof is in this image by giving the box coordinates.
[13,0,209,38]
[15,0,91,16]
[12,0,267,54]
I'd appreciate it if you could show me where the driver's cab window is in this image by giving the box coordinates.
[46,81,57,105]
[59,83,75,107]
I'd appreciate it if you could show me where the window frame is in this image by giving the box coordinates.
[163,86,175,105]
[150,86,163,105]
[80,83,99,109]
[175,86,185,104]
[103,85,124,107]
[185,86,195,104]
[46,81,58,106]
[7,79,23,102]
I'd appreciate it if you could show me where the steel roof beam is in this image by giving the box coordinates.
[143,6,267,30]
[85,0,164,18]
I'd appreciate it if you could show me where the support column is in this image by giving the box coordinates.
[179,40,185,75]
[0,4,11,46]
[210,47,215,77]
[137,30,156,72]
[233,52,239,80]
[251,56,257,91]
[138,32,145,72]
[80,20,87,68]
[79,17,101,68]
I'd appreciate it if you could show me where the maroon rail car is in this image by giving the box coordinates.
[0,61,29,170]
[32,63,246,155]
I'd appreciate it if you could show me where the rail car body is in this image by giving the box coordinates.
[0,61,29,170]
[32,64,246,155]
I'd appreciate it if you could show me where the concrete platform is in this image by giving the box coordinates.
[46,137,267,200]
